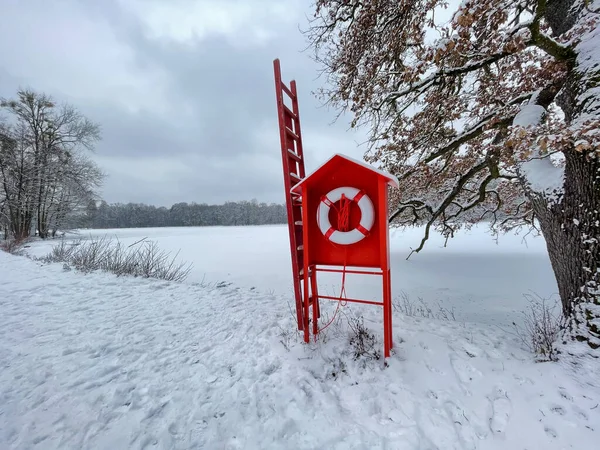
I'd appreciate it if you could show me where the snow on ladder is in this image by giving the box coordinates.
[273,58,319,330]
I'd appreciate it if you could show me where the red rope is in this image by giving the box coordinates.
[316,197,352,335]
[338,194,351,231]
[316,251,348,335]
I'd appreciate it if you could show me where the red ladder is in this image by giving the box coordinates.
[273,58,318,330]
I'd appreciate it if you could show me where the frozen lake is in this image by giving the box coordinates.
[27,224,558,328]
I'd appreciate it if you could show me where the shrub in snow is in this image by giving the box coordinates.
[512,293,564,362]
[347,315,381,363]
[393,291,456,321]
[277,324,298,352]
[325,357,347,380]
[42,236,192,282]
[0,238,27,255]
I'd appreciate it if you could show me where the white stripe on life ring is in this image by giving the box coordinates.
[317,186,375,245]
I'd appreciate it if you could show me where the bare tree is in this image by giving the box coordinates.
[306,0,600,351]
[0,122,37,239]
[42,151,104,236]
[0,89,103,239]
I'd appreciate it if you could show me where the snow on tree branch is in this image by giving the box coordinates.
[509,102,566,202]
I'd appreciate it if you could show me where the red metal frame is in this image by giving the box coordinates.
[316,267,383,276]
[300,179,394,357]
[273,58,315,330]
[317,294,384,307]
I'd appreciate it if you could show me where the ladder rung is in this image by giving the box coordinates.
[285,127,300,141]
[290,172,302,182]
[281,83,294,99]
[287,149,302,162]
[295,221,303,226]
[297,245,304,251]
[283,105,297,120]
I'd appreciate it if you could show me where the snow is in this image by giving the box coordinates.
[512,104,545,128]
[573,0,600,135]
[1,225,599,449]
[513,104,565,200]
[574,0,600,72]
[519,156,565,200]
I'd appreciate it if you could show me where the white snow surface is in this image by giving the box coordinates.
[573,0,600,132]
[519,156,565,199]
[1,226,599,449]
[512,104,545,128]
[513,104,565,199]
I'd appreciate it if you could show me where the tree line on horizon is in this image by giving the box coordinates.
[77,199,287,230]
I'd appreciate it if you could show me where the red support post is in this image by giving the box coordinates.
[302,185,311,343]
[379,180,393,357]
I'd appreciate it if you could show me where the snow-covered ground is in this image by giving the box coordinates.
[1,225,598,449]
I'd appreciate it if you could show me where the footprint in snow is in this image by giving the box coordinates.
[512,374,534,386]
[488,387,512,435]
[550,404,566,416]
[263,363,280,376]
[443,400,480,450]
[545,426,557,438]
[449,353,482,386]
[460,342,482,358]
[572,405,589,421]
[425,363,445,375]
[388,408,415,427]
[558,388,574,402]
[224,436,244,449]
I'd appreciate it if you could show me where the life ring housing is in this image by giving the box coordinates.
[317,186,375,245]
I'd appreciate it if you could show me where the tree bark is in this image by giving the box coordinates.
[533,150,600,349]
[537,0,600,350]
[546,0,580,36]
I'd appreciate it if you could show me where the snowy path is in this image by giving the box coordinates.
[1,252,598,449]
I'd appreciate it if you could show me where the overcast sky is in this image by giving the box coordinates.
[0,0,369,207]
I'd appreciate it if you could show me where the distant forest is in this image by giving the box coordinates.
[77,200,288,229]
[3,199,287,239]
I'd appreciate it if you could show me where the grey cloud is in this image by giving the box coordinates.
[0,0,368,206]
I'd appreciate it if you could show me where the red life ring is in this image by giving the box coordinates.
[317,187,375,245]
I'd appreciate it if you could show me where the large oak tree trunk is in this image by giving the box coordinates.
[533,151,600,349]
[538,0,600,350]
